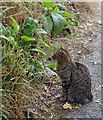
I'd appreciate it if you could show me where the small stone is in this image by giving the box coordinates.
[98,20,102,25]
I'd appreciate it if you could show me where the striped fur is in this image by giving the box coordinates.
[52,48,93,104]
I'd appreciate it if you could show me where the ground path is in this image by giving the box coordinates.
[65,2,102,118]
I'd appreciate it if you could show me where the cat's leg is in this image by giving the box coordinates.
[68,95,74,103]
[60,86,68,103]
[68,91,75,103]
[60,80,70,103]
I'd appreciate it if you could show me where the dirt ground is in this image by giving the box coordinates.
[26,2,102,119]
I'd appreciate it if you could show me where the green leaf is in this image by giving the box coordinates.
[0,35,9,41]
[21,36,35,42]
[52,6,59,14]
[32,59,44,72]
[71,20,79,26]
[6,27,12,36]
[0,24,12,37]
[31,48,46,56]
[75,12,81,20]
[27,64,34,72]
[35,38,50,48]
[59,11,73,19]
[11,17,19,37]
[42,0,55,8]
[36,28,47,34]
[0,23,6,35]
[8,36,15,45]
[51,13,66,35]
[22,17,38,37]
[0,35,17,46]
[46,61,56,69]
[43,16,53,35]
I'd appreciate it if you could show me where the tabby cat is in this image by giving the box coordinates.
[50,47,93,104]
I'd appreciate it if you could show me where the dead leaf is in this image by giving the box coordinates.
[41,105,49,113]
[63,102,73,110]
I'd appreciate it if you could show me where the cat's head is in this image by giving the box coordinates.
[48,46,70,61]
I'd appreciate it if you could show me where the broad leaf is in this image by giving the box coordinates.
[51,13,66,35]
[43,16,53,35]
[59,11,73,19]
[22,17,38,37]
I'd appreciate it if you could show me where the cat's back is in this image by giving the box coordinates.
[74,62,90,76]
[71,61,91,87]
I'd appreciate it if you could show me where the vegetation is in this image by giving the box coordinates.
[1,1,79,119]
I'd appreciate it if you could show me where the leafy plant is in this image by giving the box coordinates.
[42,1,78,36]
[1,17,50,118]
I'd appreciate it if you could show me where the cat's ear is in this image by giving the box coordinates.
[61,50,66,57]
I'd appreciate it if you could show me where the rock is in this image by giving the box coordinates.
[98,20,102,25]
[86,22,92,26]
[43,67,58,85]
[45,67,57,78]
